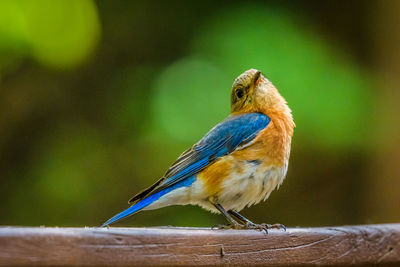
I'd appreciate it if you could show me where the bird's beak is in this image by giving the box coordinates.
[253,71,261,86]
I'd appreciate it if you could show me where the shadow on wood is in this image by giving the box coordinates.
[0,224,399,266]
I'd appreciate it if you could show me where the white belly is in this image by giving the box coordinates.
[144,160,288,213]
[214,160,288,212]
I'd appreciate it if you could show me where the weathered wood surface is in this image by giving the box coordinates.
[0,224,399,266]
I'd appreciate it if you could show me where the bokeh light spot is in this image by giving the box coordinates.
[152,58,231,142]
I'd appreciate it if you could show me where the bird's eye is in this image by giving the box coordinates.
[235,89,244,99]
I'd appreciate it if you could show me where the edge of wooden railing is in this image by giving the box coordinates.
[0,224,399,266]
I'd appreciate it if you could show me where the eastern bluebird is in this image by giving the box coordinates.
[102,69,294,231]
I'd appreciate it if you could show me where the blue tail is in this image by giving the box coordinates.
[102,176,196,227]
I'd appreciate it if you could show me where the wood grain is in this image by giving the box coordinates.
[0,224,399,266]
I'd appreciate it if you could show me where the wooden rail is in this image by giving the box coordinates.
[0,224,399,266]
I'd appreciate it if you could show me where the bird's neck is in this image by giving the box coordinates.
[263,100,294,165]
[259,90,295,140]
[266,105,294,140]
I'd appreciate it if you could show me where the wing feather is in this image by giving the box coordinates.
[128,113,270,204]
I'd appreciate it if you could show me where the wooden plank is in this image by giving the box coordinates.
[0,224,399,266]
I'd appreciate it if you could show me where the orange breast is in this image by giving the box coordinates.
[255,122,289,167]
[230,119,291,167]
[197,158,233,197]
[198,109,294,199]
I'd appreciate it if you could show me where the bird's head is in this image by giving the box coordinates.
[230,69,291,116]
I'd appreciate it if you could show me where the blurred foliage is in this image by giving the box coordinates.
[11,124,112,225]
[0,0,100,70]
[0,1,397,228]
[152,58,230,142]
[155,6,371,149]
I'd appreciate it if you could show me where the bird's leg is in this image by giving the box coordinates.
[228,210,254,225]
[212,203,244,230]
[228,210,286,233]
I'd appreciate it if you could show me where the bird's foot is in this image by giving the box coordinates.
[212,222,244,230]
[244,222,286,233]
[212,222,286,233]
[265,223,286,231]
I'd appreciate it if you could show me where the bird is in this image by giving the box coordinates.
[102,69,294,231]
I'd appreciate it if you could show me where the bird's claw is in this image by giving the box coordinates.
[212,223,243,230]
[243,222,286,233]
[265,223,286,231]
[212,222,286,233]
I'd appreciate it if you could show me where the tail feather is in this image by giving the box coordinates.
[101,190,164,227]
[101,176,196,227]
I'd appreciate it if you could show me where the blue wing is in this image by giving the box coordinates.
[102,113,270,226]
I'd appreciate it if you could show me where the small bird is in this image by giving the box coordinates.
[103,69,294,231]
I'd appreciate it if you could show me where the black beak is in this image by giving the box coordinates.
[253,71,261,85]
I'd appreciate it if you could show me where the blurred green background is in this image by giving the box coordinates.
[0,0,399,227]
